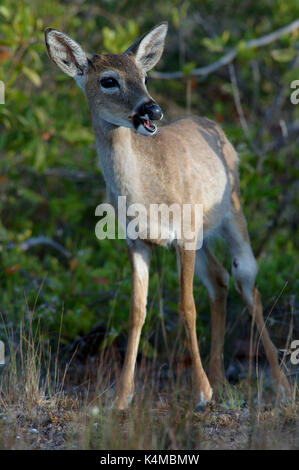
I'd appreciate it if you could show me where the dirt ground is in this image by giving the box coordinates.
[0,359,298,450]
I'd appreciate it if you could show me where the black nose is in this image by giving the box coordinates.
[138,101,163,121]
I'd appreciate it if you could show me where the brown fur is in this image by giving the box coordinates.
[45,24,291,409]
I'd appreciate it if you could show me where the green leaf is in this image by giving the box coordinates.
[60,127,94,144]
[202,37,223,53]
[222,30,230,44]
[182,61,196,77]
[0,5,10,20]
[22,66,41,87]
[271,48,297,62]
[18,187,44,204]
[34,142,46,170]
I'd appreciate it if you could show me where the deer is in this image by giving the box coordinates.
[44,22,291,410]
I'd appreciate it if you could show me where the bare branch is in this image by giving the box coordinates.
[228,63,264,159]
[263,118,299,153]
[255,180,299,257]
[43,168,96,181]
[151,19,299,79]
[256,53,299,142]
[18,236,71,258]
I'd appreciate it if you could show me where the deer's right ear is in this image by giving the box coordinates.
[44,28,88,78]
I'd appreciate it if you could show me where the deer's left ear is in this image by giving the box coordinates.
[124,22,168,72]
[44,28,88,78]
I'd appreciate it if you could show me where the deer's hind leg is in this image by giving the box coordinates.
[195,243,230,392]
[221,209,291,399]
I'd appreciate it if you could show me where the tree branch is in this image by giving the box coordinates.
[255,180,299,257]
[228,62,264,159]
[263,118,299,153]
[18,236,71,258]
[256,53,299,142]
[150,19,299,79]
[43,168,96,181]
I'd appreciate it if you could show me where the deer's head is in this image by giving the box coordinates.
[45,23,167,136]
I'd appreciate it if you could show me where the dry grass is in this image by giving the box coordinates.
[0,319,298,450]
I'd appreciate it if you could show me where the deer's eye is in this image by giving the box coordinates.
[145,75,149,85]
[100,77,119,88]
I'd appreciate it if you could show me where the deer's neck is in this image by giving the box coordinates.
[93,118,140,200]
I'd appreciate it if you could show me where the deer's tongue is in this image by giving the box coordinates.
[143,118,156,132]
[133,114,157,135]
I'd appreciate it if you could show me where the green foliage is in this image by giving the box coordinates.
[102,20,139,53]
[202,31,230,53]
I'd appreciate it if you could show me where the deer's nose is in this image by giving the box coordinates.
[138,101,163,121]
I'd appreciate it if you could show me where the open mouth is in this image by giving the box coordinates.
[133,114,157,135]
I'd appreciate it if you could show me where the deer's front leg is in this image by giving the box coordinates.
[115,240,151,410]
[178,246,213,408]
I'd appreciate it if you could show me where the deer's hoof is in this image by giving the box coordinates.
[112,392,134,410]
[273,372,292,402]
[195,388,213,412]
[194,402,207,412]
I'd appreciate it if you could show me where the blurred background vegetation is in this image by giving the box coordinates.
[0,0,298,374]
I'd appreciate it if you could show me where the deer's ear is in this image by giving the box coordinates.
[44,28,88,77]
[123,22,168,72]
